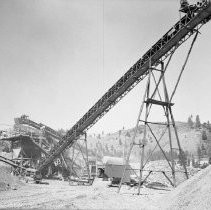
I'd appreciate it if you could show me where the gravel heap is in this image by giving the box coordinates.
[161,165,211,210]
[0,164,24,191]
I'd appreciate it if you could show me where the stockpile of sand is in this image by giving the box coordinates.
[161,165,211,210]
[0,164,24,191]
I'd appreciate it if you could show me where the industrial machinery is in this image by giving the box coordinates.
[13,115,91,181]
[38,0,211,173]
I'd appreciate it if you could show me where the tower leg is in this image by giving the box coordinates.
[118,68,151,193]
[166,108,176,186]
[169,108,189,179]
[138,103,149,195]
[162,62,176,186]
[137,66,152,195]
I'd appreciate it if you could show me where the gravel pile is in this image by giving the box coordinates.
[161,165,211,210]
[0,164,24,191]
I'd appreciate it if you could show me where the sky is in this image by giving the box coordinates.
[0,0,211,134]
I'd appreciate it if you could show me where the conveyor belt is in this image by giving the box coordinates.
[38,1,211,171]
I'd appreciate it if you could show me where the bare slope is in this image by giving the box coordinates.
[87,122,202,159]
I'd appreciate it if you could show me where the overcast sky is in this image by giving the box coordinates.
[0,0,211,134]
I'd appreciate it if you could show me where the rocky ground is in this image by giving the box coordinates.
[0,163,211,209]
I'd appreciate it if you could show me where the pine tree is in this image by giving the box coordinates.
[201,144,207,156]
[187,115,194,128]
[195,115,201,128]
[178,150,187,166]
[125,131,131,138]
[197,145,202,162]
[207,121,211,132]
[207,141,211,157]
[191,156,195,167]
[119,138,122,146]
[202,130,207,140]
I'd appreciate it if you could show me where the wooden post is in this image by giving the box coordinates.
[137,103,148,195]
[84,133,91,180]
[138,62,152,195]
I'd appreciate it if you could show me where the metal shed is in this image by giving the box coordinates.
[102,156,135,183]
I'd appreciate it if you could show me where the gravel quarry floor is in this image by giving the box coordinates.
[0,165,211,209]
[0,178,169,209]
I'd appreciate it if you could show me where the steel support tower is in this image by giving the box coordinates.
[118,30,198,193]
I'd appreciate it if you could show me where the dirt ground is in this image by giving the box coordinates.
[0,165,211,209]
[0,177,170,209]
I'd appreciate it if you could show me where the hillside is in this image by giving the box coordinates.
[87,122,209,161]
